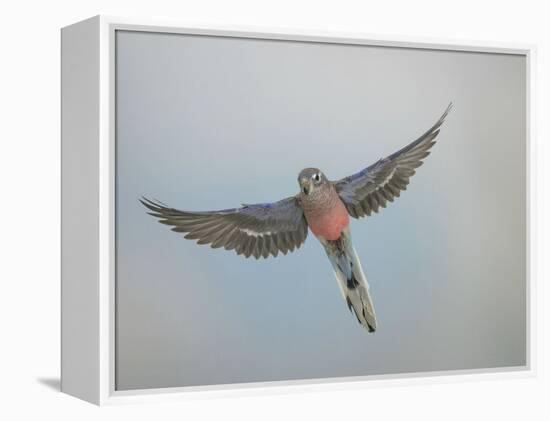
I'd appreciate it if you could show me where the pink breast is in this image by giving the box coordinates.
[307,200,350,241]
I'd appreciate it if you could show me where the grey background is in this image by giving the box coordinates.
[115,30,526,390]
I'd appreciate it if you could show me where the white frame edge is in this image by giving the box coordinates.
[61,16,101,404]
[61,15,536,406]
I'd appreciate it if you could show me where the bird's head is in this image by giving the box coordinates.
[298,168,328,196]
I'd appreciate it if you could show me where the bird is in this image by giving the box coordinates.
[141,103,452,333]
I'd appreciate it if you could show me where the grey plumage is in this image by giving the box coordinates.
[142,104,451,258]
[320,227,377,332]
[140,196,308,259]
[334,103,452,218]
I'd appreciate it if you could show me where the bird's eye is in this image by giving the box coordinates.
[313,173,320,182]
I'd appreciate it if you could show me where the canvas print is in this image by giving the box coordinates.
[141,105,452,333]
[115,30,526,390]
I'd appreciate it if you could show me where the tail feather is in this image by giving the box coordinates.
[342,271,377,332]
[322,229,377,332]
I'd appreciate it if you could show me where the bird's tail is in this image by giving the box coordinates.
[322,228,377,332]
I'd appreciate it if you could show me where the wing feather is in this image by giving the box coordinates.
[141,195,308,259]
[334,103,452,218]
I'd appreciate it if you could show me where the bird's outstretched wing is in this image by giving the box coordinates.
[334,103,452,218]
[141,196,308,259]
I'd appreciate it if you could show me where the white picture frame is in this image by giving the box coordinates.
[61,15,535,405]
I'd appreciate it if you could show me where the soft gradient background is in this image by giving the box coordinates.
[115,30,526,390]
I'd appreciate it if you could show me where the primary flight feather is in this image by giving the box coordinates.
[141,103,452,332]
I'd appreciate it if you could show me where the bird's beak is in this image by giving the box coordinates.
[299,178,311,195]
